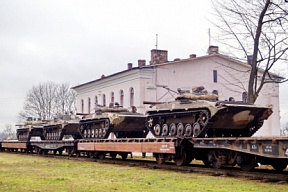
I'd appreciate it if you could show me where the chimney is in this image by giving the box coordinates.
[150,49,168,65]
[174,58,181,61]
[138,59,146,67]
[207,45,219,55]
[101,74,105,78]
[127,63,133,70]
[189,54,197,59]
[247,55,253,65]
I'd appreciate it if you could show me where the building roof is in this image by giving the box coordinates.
[71,65,154,90]
[72,51,283,90]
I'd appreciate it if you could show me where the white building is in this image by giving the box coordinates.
[72,46,280,136]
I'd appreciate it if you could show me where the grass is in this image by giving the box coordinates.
[0,153,287,192]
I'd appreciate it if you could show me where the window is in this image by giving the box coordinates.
[242,92,248,103]
[111,92,114,104]
[81,99,84,113]
[120,90,124,106]
[88,97,91,114]
[213,70,217,83]
[94,96,98,108]
[102,94,106,106]
[130,88,134,107]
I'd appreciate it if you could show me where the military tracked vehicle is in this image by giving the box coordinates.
[145,90,272,138]
[16,118,46,141]
[62,105,148,139]
[16,115,80,141]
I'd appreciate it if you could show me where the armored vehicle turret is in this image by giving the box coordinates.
[145,91,272,138]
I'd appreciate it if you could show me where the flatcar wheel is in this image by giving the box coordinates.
[154,124,162,136]
[98,152,106,160]
[88,152,95,159]
[110,152,117,159]
[162,124,169,136]
[185,154,193,165]
[272,159,288,171]
[155,154,165,164]
[240,155,256,171]
[67,149,74,157]
[175,150,187,166]
[36,148,41,155]
[169,123,177,136]
[212,160,222,169]
[121,153,128,160]
[184,124,192,137]
[177,123,184,136]
[42,150,48,156]
[202,159,211,167]
[75,152,80,158]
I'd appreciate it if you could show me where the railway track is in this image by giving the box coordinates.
[2,151,287,184]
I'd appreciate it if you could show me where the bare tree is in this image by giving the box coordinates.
[19,82,76,121]
[1,124,16,140]
[55,82,77,115]
[212,0,288,103]
[280,122,288,136]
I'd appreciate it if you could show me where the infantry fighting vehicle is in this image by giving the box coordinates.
[145,88,273,138]
[16,117,46,141]
[62,104,148,139]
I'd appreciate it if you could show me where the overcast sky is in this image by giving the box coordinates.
[0,0,287,132]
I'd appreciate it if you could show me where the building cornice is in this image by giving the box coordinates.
[73,67,155,94]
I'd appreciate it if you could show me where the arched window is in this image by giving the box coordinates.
[242,92,248,103]
[88,97,91,114]
[212,90,218,95]
[81,99,84,113]
[94,96,98,108]
[120,90,124,106]
[130,88,134,107]
[111,92,114,104]
[103,94,106,106]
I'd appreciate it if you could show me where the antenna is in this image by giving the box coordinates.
[208,28,211,46]
[155,34,158,50]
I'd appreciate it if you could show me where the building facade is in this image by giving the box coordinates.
[72,46,280,136]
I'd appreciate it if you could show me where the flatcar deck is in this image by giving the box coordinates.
[191,137,288,158]
[1,136,288,171]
